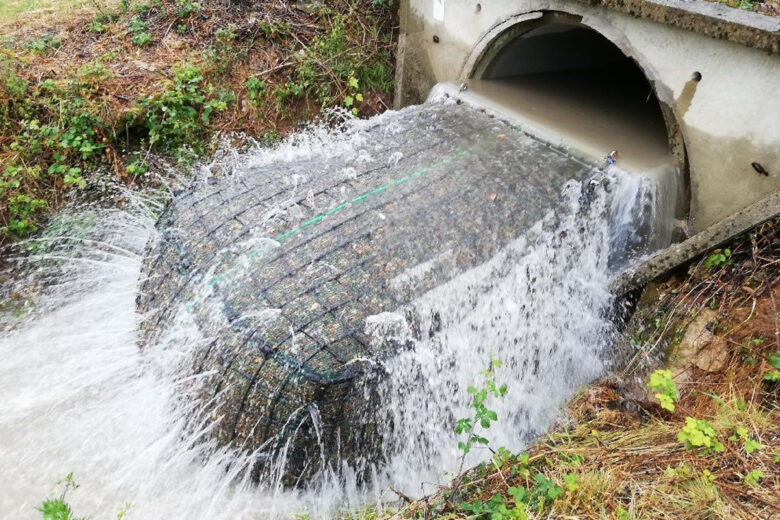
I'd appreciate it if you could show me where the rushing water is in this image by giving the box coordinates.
[0,105,671,519]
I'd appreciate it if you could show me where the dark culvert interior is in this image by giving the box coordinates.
[465,20,674,173]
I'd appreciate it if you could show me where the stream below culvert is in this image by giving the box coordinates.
[0,101,676,519]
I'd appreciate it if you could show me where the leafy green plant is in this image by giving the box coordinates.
[274,82,305,105]
[743,469,763,487]
[85,20,108,33]
[506,472,563,513]
[175,0,202,19]
[460,493,527,520]
[664,463,693,480]
[138,61,206,153]
[207,24,245,73]
[704,248,731,269]
[285,12,393,108]
[202,88,234,123]
[492,446,512,468]
[214,25,237,43]
[37,473,86,520]
[0,71,107,238]
[245,77,267,105]
[448,358,508,501]
[343,75,364,117]
[261,130,281,146]
[648,369,678,412]
[77,62,111,84]
[455,359,507,456]
[729,425,763,454]
[85,12,116,34]
[562,472,579,492]
[762,353,780,382]
[128,16,152,46]
[678,417,724,454]
[125,158,148,177]
[258,20,290,41]
[4,190,47,237]
[26,34,62,55]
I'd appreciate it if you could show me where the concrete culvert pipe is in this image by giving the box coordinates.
[459,13,685,189]
[136,103,624,485]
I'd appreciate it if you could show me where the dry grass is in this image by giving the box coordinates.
[390,219,780,520]
[0,0,112,29]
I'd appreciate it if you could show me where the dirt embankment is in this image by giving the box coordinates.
[390,218,779,520]
[0,0,396,240]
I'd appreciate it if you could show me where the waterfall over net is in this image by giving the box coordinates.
[0,101,671,519]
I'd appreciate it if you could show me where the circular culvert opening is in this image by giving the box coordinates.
[468,14,684,181]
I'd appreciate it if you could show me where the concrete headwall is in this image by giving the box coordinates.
[396,0,780,232]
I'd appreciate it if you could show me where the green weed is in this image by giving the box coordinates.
[174,0,202,19]
[37,473,86,520]
[678,417,724,454]
[26,33,62,55]
[743,469,763,486]
[258,20,290,41]
[762,353,780,382]
[455,359,507,456]
[704,248,731,269]
[648,369,678,412]
[128,16,153,46]
[137,62,230,157]
[245,77,267,105]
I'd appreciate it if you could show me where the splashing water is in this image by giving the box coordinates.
[0,104,672,519]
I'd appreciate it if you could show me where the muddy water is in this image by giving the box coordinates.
[459,67,674,175]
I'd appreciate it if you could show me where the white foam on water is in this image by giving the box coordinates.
[0,106,670,519]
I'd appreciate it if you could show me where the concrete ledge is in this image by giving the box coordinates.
[574,0,780,54]
[611,190,780,295]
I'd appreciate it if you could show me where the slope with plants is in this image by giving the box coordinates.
[389,218,780,520]
[0,0,396,240]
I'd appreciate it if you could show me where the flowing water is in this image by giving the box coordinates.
[0,103,673,519]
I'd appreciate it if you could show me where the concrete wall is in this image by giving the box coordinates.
[396,0,780,232]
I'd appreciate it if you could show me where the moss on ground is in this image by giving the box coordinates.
[389,218,780,520]
[0,0,396,240]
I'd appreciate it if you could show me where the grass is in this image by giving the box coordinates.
[388,218,780,520]
[0,0,112,26]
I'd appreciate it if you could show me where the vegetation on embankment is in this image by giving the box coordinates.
[390,218,780,520]
[0,0,396,240]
